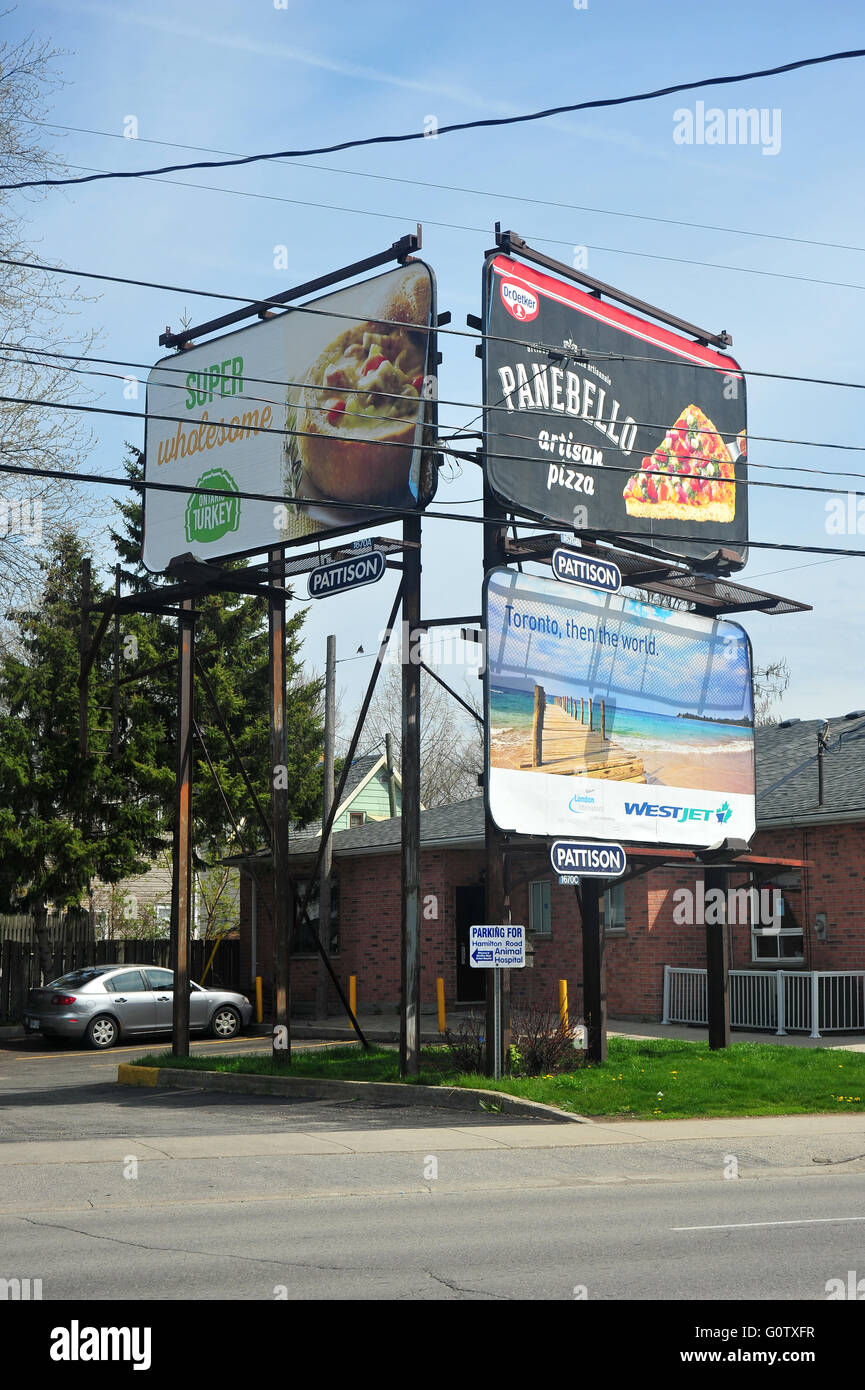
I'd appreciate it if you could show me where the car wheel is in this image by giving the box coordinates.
[86,1015,119,1050]
[211,1005,241,1040]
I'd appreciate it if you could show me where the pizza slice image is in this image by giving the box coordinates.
[623,404,738,524]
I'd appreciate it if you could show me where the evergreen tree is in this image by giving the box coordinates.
[0,530,167,975]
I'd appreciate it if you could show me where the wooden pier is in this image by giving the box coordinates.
[523,685,646,780]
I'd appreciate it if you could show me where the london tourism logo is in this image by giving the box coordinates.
[185,468,241,545]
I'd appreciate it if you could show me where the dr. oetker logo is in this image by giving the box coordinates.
[500,280,539,322]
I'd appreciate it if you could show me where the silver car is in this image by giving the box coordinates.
[24,965,253,1049]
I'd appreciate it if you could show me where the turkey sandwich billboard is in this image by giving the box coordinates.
[483,254,748,569]
[143,262,437,571]
[484,567,756,847]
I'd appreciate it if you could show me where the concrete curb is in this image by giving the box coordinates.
[115,1063,591,1124]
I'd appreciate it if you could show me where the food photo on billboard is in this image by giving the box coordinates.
[483,252,748,569]
[484,566,756,847]
[143,260,437,572]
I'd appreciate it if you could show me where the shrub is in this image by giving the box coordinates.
[510,1006,580,1075]
[444,1013,485,1072]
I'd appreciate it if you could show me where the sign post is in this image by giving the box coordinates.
[470,925,526,1080]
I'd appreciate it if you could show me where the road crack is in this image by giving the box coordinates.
[424,1269,509,1299]
[19,1215,364,1274]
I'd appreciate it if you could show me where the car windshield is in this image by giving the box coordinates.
[46,967,112,989]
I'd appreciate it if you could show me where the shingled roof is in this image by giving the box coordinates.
[754,711,865,826]
[232,713,865,869]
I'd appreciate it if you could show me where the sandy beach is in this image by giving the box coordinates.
[490,708,753,793]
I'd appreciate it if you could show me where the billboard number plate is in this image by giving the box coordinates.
[551,841,627,878]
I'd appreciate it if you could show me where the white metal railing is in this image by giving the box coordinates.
[662,966,865,1038]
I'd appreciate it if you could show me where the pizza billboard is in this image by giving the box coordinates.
[143,262,437,571]
[484,567,755,847]
[483,253,748,569]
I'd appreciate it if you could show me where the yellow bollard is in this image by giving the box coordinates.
[436,977,446,1035]
[349,974,357,1019]
[255,976,263,1024]
[558,979,569,1032]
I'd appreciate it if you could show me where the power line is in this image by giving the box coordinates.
[30,118,865,258]
[57,161,865,296]
[0,438,862,562]
[5,389,865,527]
[5,49,864,192]
[5,343,865,470]
[6,387,865,500]
[6,254,865,397]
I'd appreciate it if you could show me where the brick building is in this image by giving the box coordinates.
[236,713,865,1031]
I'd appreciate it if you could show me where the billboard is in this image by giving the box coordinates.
[484,567,755,847]
[483,253,748,568]
[143,262,437,571]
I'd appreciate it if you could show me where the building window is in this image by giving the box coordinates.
[292,877,339,956]
[528,880,552,936]
[349,812,364,828]
[602,882,626,936]
[751,876,804,962]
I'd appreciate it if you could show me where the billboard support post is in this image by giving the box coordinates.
[705,866,731,1049]
[316,633,336,1019]
[400,514,422,1078]
[268,548,291,1062]
[482,459,513,1078]
[580,880,606,1063]
[170,598,195,1058]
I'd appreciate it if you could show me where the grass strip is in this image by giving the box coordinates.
[131,1036,865,1119]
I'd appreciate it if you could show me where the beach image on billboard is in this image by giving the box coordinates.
[484,568,755,847]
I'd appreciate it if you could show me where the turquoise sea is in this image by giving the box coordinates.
[489,686,752,754]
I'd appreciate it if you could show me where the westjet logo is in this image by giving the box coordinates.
[625,800,733,824]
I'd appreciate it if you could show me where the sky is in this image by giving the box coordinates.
[6,0,865,741]
[486,571,753,720]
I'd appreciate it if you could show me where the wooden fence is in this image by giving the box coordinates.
[0,913,240,1020]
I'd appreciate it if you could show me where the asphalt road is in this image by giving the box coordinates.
[2,1036,865,1302]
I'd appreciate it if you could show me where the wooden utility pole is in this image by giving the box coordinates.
[268,549,291,1061]
[483,473,512,1077]
[705,866,731,1049]
[399,515,422,1077]
[79,559,91,756]
[316,633,336,1019]
[171,598,195,1058]
[111,564,121,760]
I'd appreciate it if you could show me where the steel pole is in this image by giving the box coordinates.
[171,599,195,1057]
[580,881,606,1063]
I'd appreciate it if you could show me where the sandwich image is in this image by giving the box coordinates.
[296,263,432,505]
